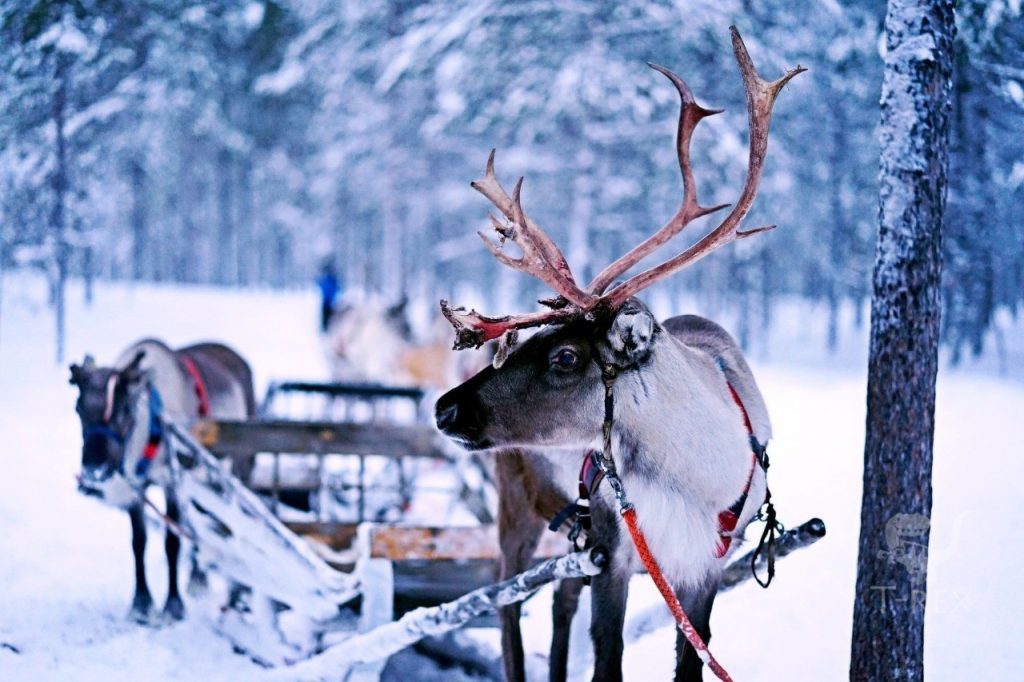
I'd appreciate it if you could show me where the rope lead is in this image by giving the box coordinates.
[595,362,733,682]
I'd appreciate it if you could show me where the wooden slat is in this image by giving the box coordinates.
[368,525,567,561]
[287,522,567,563]
[199,419,447,459]
[269,380,425,401]
[286,522,360,552]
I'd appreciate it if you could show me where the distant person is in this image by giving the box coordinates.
[316,261,342,333]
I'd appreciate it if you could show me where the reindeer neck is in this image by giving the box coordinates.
[610,338,754,509]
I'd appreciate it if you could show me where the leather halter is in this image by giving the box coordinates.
[550,356,768,559]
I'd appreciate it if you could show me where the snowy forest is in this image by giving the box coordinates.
[2,0,1022,364]
[3,1,1024,680]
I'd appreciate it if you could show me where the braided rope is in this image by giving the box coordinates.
[621,507,733,681]
[598,363,734,682]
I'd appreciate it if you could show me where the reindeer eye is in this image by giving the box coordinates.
[551,348,581,370]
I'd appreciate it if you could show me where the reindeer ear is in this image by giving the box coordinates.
[602,300,657,368]
[70,354,96,385]
[120,350,147,384]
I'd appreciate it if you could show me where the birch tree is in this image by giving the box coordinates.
[850,1,955,679]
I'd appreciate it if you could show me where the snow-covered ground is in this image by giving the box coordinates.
[1,274,1021,681]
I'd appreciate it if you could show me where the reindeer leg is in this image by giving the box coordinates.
[588,566,628,682]
[128,503,154,623]
[497,452,546,682]
[673,582,718,682]
[589,503,627,682]
[550,576,583,682]
[162,491,186,621]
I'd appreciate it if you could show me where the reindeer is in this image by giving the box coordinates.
[69,339,255,623]
[327,296,486,389]
[434,28,803,682]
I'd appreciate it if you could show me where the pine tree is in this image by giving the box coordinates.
[850,1,955,679]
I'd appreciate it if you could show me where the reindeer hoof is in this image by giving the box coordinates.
[162,595,186,622]
[128,592,155,625]
[187,570,209,597]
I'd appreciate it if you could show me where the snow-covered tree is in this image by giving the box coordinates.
[851,0,955,679]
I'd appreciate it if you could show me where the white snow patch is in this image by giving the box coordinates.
[254,62,306,95]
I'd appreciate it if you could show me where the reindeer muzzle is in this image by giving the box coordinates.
[434,390,491,450]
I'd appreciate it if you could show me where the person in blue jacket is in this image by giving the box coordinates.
[316,260,342,333]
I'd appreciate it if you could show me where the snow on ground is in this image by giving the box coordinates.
[1,274,1021,681]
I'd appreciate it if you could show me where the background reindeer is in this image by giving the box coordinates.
[434,27,802,681]
[69,339,255,623]
[325,297,481,389]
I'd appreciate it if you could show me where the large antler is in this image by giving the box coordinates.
[600,28,806,309]
[472,151,593,309]
[586,65,728,296]
[442,27,804,350]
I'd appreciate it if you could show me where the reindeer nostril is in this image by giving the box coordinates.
[435,402,459,432]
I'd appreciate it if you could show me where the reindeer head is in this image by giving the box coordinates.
[436,299,659,449]
[69,350,148,499]
[436,27,803,452]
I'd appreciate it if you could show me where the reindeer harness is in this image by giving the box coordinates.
[551,356,777,569]
[547,355,784,682]
[178,355,211,418]
[85,375,166,478]
[87,355,211,479]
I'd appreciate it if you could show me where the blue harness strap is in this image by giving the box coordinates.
[83,423,125,445]
[83,383,166,481]
[141,385,164,461]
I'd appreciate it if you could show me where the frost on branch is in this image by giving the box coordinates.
[276,546,607,680]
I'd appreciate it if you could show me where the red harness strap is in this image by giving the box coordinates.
[557,378,764,559]
[715,380,762,558]
[178,355,211,418]
[622,506,735,682]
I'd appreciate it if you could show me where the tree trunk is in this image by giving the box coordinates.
[759,246,773,346]
[850,2,955,680]
[826,91,849,354]
[129,158,147,282]
[52,54,70,364]
[237,162,253,287]
[568,150,594,285]
[217,148,235,285]
[83,245,94,305]
[0,229,6,348]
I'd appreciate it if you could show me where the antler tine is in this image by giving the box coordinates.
[471,151,591,308]
[602,26,805,308]
[441,299,580,350]
[441,28,800,350]
[587,64,728,296]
